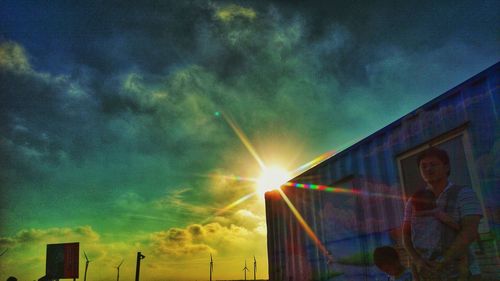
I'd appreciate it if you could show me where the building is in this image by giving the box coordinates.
[265,62,499,280]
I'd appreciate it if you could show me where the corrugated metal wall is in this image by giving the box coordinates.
[265,62,499,280]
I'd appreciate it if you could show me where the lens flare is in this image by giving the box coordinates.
[284,182,361,195]
[256,166,290,196]
[220,111,266,170]
[288,150,336,177]
[201,192,257,224]
[285,181,406,200]
[277,188,334,264]
[214,110,337,263]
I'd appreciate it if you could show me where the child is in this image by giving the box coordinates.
[374,246,413,281]
[410,189,468,281]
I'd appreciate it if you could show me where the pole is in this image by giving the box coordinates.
[253,256,256,280]
[135,252,145,281]
[209,255,213,281]
[83,261,89,281]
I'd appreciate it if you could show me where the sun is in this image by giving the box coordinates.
[256,166,290,197]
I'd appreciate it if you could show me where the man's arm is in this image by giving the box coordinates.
[435,211,460,231]
[441,215,480,265]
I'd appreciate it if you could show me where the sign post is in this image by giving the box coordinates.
[135,252,145,281]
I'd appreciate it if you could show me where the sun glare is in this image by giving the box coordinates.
[256,166,290,196]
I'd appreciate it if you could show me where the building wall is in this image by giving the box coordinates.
[265,62,499,281]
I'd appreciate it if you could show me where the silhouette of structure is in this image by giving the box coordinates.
[83,251,91,281]
[135,252,145,281]
[210,254,214,281]
[253,256,257,280]
[243,260,249,281]
[116,259,124,281]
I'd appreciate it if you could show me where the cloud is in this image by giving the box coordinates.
[230,209,265,231]
[147,218,266,260]
[115,191,148,210]
[149,226,214,258]
[153,188,216,218]
[0,42,100,181]
[0,212,267,280]
[0,214,267,280]
[0,41,31,73]
[0,226,107,281]
[2,2,494,193]
[4,226,99,247]
[122,205,268,267]
[215,4,257,23]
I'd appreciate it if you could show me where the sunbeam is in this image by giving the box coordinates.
[219,111,266,170]
[213,110,335,263]
[196,173,257,183]
[201,192,257,224]
[277,188,334,264]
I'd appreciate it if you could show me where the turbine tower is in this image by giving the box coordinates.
[209,254,213,281]
[116,259,124,281]
[243,259,249,281]
[253,256,257,280]
[83,251,91,281]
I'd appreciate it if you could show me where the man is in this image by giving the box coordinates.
[402,147,483,280]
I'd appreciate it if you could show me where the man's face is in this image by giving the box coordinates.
[419,156,449,184]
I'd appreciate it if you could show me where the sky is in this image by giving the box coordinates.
[0,1,498,280]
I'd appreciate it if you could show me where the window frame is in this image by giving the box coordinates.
[396,124,489,233]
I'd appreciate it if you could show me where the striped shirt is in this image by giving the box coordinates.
[404,182,483,223]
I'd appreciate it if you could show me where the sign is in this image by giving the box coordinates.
[46,242,79,279]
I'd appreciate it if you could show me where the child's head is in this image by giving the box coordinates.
[373,246,403,276]
[412,189,436,211]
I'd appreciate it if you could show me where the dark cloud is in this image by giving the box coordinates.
[1,1,497,164]
[1,0,497,197]
[0,43,101,182]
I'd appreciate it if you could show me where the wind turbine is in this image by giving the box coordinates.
[243,259,249,281]
[209,254,213,281]
[83,251,91,281]
[116,259,124,281]
[253,256,257,280]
